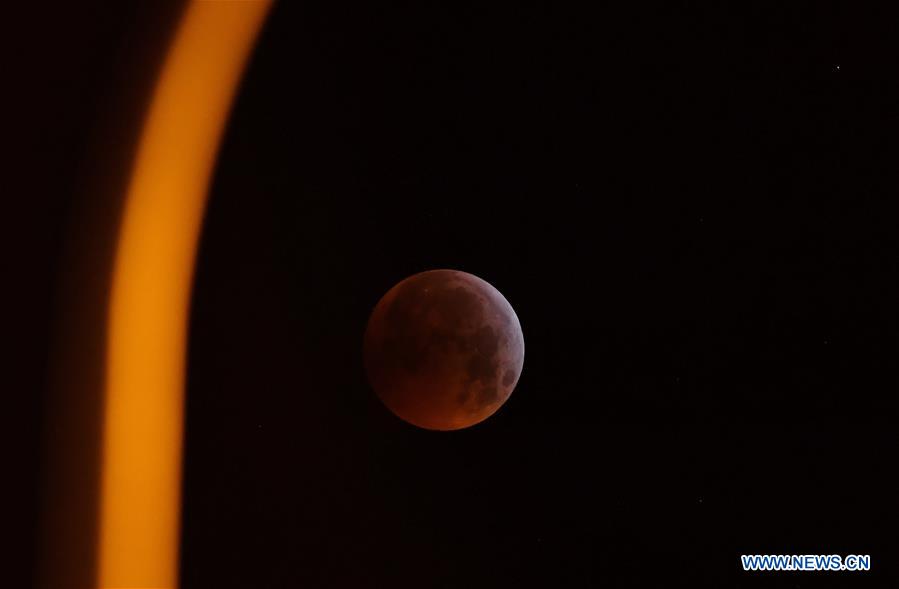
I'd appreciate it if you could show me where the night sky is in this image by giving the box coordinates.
[183,2,899,587]
[14,1,899,587]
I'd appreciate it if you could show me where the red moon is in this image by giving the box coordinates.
[364,269,524,430]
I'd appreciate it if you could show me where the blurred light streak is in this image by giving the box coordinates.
[98,1,272,587]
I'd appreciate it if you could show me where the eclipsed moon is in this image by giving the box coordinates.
[364,269,524,431]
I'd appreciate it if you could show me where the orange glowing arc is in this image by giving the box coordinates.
[99,2,272,588]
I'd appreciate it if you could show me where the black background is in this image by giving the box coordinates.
[14,1,899,587]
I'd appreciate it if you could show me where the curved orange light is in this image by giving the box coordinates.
[99,2,272,588]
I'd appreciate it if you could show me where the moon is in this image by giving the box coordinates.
[364,269,524,431]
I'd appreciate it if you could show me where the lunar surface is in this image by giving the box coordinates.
[364,269,524,430]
